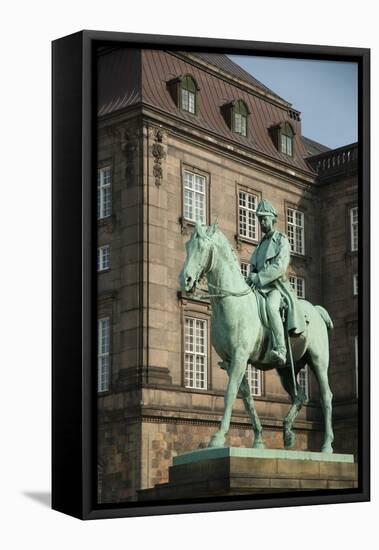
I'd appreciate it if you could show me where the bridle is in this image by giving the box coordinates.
[189,236,252,301]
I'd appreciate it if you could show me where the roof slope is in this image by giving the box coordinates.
[98,48,313,174]
[192,53,286,102]
[302,136,330,156]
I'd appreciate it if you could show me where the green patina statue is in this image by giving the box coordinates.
[247,199,306,366]
[179,199,334,453]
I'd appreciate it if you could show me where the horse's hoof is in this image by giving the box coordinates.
[208,433,225,448]
[321,444,333,454]
[252,440,265,449]
[284,431,296,449]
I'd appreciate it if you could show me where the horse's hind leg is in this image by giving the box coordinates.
[307,350,334,453]
[209,352,247,448]
[240,373,265,449]
[278,366,307,449]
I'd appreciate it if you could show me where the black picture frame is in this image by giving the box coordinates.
[52,30,370,520]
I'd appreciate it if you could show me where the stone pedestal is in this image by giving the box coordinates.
[138,447,357,501]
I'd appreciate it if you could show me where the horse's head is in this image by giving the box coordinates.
[179,221,217,293]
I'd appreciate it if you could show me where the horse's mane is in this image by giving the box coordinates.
[212,227,243,271]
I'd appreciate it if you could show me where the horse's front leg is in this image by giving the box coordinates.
[209,352,247,448]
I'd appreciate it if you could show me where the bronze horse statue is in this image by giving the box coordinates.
[179,222,334,453]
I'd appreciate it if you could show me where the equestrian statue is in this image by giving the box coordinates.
[179,199,334,453]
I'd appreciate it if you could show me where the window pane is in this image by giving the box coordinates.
[97,166,112,220]
[246,365,262,396]
[238,191,257,240]
[350,207,358,251]
[98,318,110,392]
[184,317,207,389]
[287,208,304,254]
[183,171,206,223]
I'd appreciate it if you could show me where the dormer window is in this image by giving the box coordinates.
[167,74,199,115]
[269,121,295,157]
[233,100,248,136]
[221,99,249,137]
[180,75,197,114]
[280,122,294,156]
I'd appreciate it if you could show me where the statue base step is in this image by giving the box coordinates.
[138,447,357,501]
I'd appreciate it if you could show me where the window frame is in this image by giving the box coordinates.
[246,364,263,397]
[179,74,198,115]
[355,335,359,398]
[353,273,358,296]
[237,187,260,243]
[183,316,209,390]
[350,206,358,252]
[280,122,295,157]
[288,274,305,299]
[233,100,249,137]
[97,244,111,272]
[97,317,111,393]
[240,261,251,280]
[180,163,210,227]
[97,164,112,220]
[286,206,305,256]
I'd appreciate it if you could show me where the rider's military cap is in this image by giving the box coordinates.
[256,199,278,218]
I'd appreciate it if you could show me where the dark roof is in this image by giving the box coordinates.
[302,136,330,156]
[98,48,313,174]
[98,48,141,116]
[191,53,286,102]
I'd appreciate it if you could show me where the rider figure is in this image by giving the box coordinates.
[246,199,305,366]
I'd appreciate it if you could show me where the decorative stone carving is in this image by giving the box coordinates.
[151,128,166,186]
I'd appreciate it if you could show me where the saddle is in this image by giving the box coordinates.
[253,288,287,330]
[252,289,308,366]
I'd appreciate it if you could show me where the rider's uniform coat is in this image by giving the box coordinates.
[250,229,306,335]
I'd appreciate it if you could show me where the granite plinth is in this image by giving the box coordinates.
[138,447,357,502]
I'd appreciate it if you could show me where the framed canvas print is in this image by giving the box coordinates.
[52,30,370,519]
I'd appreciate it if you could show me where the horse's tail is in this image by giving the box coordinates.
[315,305,334,330]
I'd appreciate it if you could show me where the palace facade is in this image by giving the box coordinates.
[96,47,358,503]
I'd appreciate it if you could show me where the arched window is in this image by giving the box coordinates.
[167,74,199,115]
[180,75,198,114]
[280,122,295,156]
[233,100,248,136]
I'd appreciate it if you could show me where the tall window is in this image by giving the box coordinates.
[298,366,309,400]
[180,75,197,114]
[354,335,358,397]
[350,206,358,252]
[241,262,251,279]
[233,100,248,137]
[239,191,258,241]
[98,318,110,392]
[97,245,110,272]
[97,166,112,219]
[280,123,294,156]
[287,207,305,255]
[183,170,206,223]
[353,273,358,296]
[246,365,262,397]
[184,317,208,390]
[289,275,305,298]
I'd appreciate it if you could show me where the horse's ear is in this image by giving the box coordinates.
[206,223,217,237]
[195,220,206,237]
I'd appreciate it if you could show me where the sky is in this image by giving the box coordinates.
[230,55,358,149]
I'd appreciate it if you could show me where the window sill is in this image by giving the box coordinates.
[179,217,206,235]
[235,233,259,250]
[97,268,111,274]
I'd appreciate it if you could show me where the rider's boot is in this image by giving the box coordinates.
[270,345,287,366]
